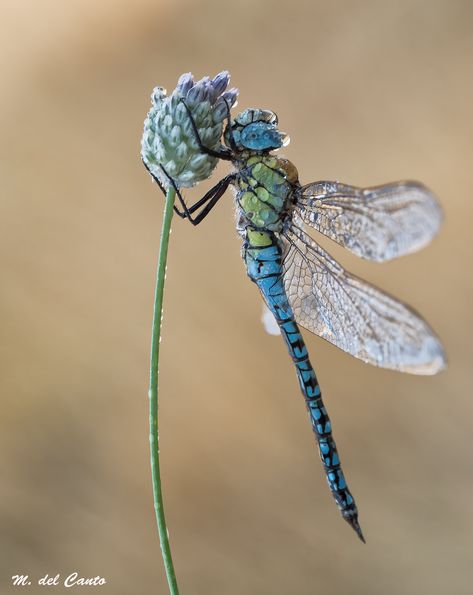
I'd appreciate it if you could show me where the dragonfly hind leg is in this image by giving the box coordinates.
[143,159,235,225]
[142,159,188,219]
[183,174,235,225]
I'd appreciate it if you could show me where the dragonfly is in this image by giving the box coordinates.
[145,104,446,543]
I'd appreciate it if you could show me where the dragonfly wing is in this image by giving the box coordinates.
[281,217,446,374]
[297,180,443,261]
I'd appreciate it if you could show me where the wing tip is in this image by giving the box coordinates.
[401,337,447,376]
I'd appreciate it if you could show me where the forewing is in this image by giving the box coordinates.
[298,180,443,261]
[282,218,446,374]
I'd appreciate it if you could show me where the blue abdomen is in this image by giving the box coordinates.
[244,230,364,541]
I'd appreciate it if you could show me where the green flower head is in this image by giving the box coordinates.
[141,71,238,189]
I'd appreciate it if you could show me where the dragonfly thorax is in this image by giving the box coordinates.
[233,153,300,233]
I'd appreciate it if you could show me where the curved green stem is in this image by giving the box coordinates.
[149,186,180,595]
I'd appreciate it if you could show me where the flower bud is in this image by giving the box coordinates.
[142,71,238,189]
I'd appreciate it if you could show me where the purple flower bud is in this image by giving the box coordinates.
[211,71,230,96]
[222,88,239,108]
[176,72,194,96]
[187,83,207,105]
[204,79,218,103]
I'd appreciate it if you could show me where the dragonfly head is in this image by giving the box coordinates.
[225,108,290,152]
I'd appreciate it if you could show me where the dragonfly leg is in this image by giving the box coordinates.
[157,163,233,225]
[143,158,234,225]
[179,99,233,161]
[142,159,188,218]
[185,174,235,225]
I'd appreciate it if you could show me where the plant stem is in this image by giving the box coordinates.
[149,186,180,595]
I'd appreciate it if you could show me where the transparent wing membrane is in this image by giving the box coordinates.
[298,180,443,261]
[282,218,446,374]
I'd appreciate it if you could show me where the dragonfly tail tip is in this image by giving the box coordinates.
[345,514,366,544]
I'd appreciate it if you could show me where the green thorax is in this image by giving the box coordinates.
[233,153,299,232]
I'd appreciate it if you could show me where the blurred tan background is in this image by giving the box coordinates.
[1,1,472,593]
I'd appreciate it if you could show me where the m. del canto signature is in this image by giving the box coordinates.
[12,573,106,587]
